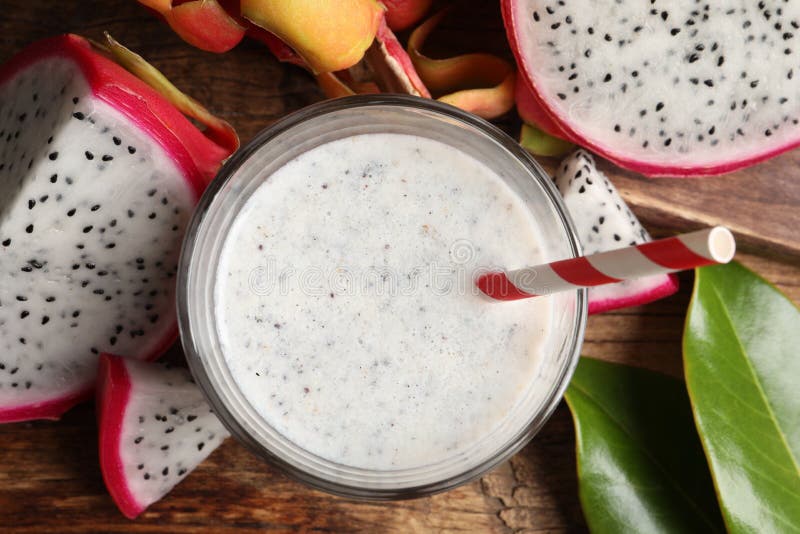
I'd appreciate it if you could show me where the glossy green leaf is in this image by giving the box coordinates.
[684,262,800,533]
[565,357,725,534]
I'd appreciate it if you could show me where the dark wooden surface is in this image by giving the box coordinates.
[1,2,798,532]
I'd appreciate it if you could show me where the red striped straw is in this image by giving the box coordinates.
[476,226,736,301]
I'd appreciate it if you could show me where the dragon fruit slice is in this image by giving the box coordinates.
[555,150,679,313]
[503,1,800,176]
[0,35,237,423]
[97,353,229,519]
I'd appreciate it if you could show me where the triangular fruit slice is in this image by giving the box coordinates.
[97,353,229,519]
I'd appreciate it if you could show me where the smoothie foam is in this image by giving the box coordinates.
[215,133,552,470]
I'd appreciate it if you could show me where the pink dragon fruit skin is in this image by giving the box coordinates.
[0,35,237,423]
[515,74,571,141]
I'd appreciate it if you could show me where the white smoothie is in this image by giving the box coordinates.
[215,133,552,470]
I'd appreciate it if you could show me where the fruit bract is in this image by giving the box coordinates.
[0,35,237,422]
[519,123,573,158]
[382,0,433,31]
[241,0,384,73]
[408,9,516,119]
[296,16,430,99]
[555,150,679,313]
[97,353,229,519]
[136,0,246,53]
[503,1,800,176]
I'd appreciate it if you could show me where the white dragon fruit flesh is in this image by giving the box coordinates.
[0,35,237,422]
[97,353,229,519]
[555,150,679,313]
[504,0,800,176]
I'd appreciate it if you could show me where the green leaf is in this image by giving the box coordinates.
[684,262,800,533]
[519,123,574,157]
[565,357,725,534]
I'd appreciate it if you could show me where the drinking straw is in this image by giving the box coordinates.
[476,226,736,301]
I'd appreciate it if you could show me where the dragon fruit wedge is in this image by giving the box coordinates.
[503,1,800,176]
[97,353,229,519]
[555,150,679,313]
[0,35,238,423]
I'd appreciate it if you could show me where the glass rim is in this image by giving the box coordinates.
[177,94,588,499]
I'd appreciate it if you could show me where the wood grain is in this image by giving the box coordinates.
[0,1,798,532]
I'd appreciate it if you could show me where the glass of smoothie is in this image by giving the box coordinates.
[177,95,587,498]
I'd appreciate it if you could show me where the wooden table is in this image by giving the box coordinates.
[1,2,798,532]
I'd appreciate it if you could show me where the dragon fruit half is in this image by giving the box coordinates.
[97,353,229,519]
[555,150,679,313]
[503,0,800,176]
[0,35,238,422]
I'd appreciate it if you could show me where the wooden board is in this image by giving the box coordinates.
[0,2,798,532]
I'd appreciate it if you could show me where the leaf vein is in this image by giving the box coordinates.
[708,284,800,478]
